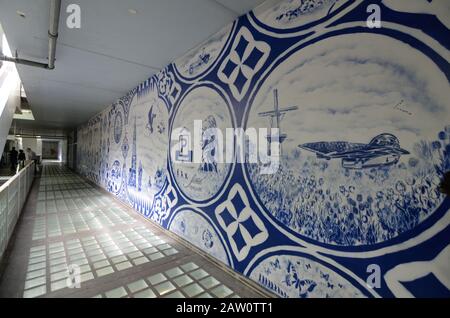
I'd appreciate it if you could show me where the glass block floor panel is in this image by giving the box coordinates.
[0,163,266,299]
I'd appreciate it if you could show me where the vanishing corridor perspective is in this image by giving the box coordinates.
[0,163,266,298]
[0,0,449,299]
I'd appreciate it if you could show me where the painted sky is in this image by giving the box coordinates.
[174,24,232,78]
[129,92,169,194]
[247,33,450,154]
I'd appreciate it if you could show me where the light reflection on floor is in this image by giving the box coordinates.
[97,262,241,298]
[0,164,263,298]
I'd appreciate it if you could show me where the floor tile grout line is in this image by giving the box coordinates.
[75,169,275,298]
[1,164,270,298]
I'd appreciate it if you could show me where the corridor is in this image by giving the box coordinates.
[1,0,448,301]
[0,163,266,298]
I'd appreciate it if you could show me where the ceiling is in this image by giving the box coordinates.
[0,0,266,129]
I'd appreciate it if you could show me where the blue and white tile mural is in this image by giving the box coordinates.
[77,0,450,298]
[168,207,231,266]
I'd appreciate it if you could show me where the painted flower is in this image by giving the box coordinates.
[432,141,442,150]
[408,158,419,168]
[395,181,406,193]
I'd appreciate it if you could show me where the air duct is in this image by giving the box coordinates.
[0,0,62,70]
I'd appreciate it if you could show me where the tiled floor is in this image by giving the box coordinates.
[0,164,267,298]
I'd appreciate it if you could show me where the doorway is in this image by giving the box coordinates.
[41,141,59,160]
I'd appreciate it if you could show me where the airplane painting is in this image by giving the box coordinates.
[298,133,410,169]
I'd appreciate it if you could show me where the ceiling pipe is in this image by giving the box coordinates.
[47,0,61,70]
[13,134,67,140]
[0,0,62,70]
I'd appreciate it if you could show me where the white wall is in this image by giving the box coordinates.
[21,137,37,154]
[32,138,67,162]
[36,138,42,156]
[15,137,68,162]
[0,64,20,155]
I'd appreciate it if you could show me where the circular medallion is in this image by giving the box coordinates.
[247,252,367,298]
[168,208,231,265]
[169,85,234,203]
[245,33,450,247]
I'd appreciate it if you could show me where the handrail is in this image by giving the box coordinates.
[0,160,35,261]
[0,160,34,193]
